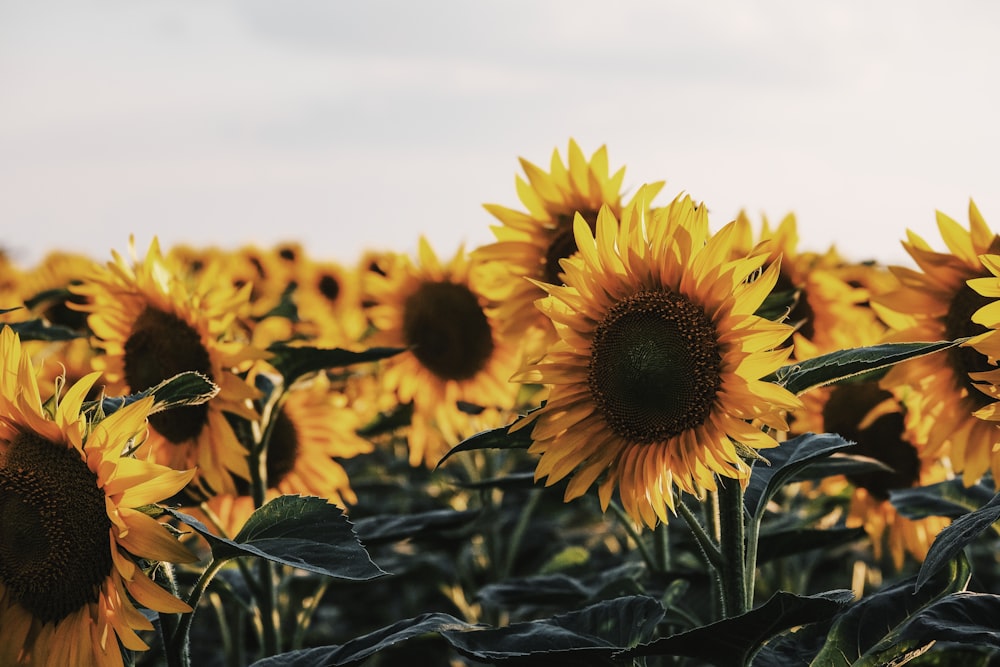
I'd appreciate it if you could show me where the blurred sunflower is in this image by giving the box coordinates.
[364,239,521,466]
[73,239,263,497]
[200,374,372,536]
[16,251,102,396]
[513,189,801,528]
[790,295,950,569]
[293,256,368,348]
[872,201,1000,485]
[473,140,665,354]
[963,253,1000,425]
[0,326,196,667]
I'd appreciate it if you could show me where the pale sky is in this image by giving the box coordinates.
[3,1,1000,269]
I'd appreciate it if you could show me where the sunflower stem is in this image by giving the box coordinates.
[717,477,748,617]
[608,500,659,574]
[503,487,543,579]
[257,559,282,656]
[168,557,227,667]
[653,520,670,574]
[676,499,723,571]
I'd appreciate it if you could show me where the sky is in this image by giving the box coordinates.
[3,1,1000,269]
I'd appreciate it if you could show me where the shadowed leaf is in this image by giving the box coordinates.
[267,343,405,385]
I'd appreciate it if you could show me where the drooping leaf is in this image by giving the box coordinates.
[890,479,997,521]
[267,343,405,385]
[755,527,867,564]
[87,371,219,418]
[916,492,1000,591]
[352,509,479,546]
[768,340,962,396]
[4,317,84,341]
[442,595,664,665]
[163,496,387,581]
[810,552,971,665]
[436,414,538,468]
[787,453,893,484]
[744,432,855,521]
[248,613,475,667]
[893,592,1000,651]
[625,590,853,667]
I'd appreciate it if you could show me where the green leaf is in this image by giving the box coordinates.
[352,508,479,546]
[88,371,219,417]
[3,318,85,341]
[756,527,867,564]
[436,412,539,468]
[454,471,538,491]
[810,552,971,666]
[890,480,996,521]
[442,595,664,665]
[355,401,414,436]
[755,288,798,322]
[887,592,1000,655]
[744,432,855,522]
[163,496,387,581]
[625,590,853,667]
[267,343,405,385]
[917,492,1000,591]
[248,613,475,666]
[788,453,893,484]
[768,340,962,395]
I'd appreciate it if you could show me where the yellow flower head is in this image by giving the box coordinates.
[872,201,1000,485]
[364,239,522,466]
[514,188,802,528]
[0,326,196,667]
[473,140,665,352]
[73,239,263,497]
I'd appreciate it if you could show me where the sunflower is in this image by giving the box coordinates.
[513,188,802,528]
[73,239,263,497]
[473,140,665,354]
[200,373,373,536]
[790,294,950,569]
[364,239,522,466]
[291,255,368,348]
[16,250,103,397]
[0,326,196,667]
[871,201,1000,485]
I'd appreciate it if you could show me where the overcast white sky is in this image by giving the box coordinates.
[3,2,1000,268]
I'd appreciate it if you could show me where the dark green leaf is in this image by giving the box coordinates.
[811,552,971,665]
[4,318,84,341]
[267,343,405,385]
[917,492,1000,591]
[454,471,538,491]
[88,371,219,417]
[436,414,538,468]
[352,509,479,546]
[625,590,853,667]
[787,453,893,484]
[442,595,664,665]
[164,496,387,580]
[895,592,1000,651]
[355,401,413,437]
[768,340,962,395]
[755,288,798,322]
[744,432,855,521]
[890,480,996,520]
[755,527,867,563]
[248,613,475,666]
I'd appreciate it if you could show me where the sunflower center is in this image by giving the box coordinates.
[124,306,214,444]
[0,431,113,624]
[944,282,995,410]
[266,407,299,487]
[318,274,340,302]
[588,290,722,444]
[402,281,494,381]
[822,384,920,501]
[543,211,599,284]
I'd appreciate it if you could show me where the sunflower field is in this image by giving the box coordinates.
[4,140,1000,666]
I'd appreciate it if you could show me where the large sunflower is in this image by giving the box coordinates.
[0,326,196,667]
[871,201,1000,485]
[473,140,665,353]
[513,188,802,528]
[364,239,522,466]
[73,239,263,497]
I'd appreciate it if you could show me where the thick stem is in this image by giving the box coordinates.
[717,478,748,617]
[166,558,227,667]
